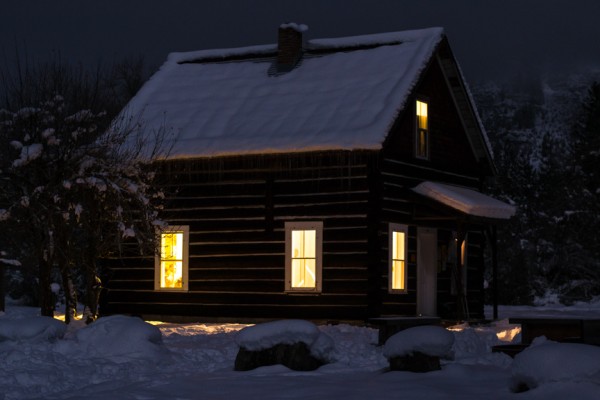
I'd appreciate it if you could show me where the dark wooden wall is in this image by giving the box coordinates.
[372,54,490,319]
[103,150,379,322]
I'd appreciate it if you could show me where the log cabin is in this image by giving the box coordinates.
[103,24,515,323]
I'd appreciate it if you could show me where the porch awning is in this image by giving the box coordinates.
[412,181,516,220]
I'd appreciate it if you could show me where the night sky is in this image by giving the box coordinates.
[2,0,600,83]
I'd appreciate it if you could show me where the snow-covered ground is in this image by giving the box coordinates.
[1,299,600,399]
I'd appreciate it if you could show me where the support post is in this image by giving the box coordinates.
[491,226,499,320]
[455,224,468,321]
[0,263,4,312]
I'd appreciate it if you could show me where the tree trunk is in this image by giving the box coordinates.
[61,267,77,324]
[39,258,54,317]
[0,263,5,312]
[83,250,102,324]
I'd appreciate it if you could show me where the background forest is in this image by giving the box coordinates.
[475,71,600,305]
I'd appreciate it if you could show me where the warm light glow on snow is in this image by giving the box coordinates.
[495,325,521,342]
[291,230,316,288]
[160,232,183,288]
[53,313,83,322]
[447,321,521,342]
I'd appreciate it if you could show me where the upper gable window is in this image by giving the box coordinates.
[155,225,189,291]
[285,221,323,292]
[415,100,429,159]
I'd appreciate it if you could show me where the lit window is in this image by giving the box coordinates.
[285,221,323,292]
[389,224,408,293]
[416,100,429,159]
[155,226,189,291]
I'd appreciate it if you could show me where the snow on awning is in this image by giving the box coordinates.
[412,181,516,220]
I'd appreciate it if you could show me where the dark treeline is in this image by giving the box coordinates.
[475,72,600,305]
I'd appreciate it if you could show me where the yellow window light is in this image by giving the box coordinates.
[417,100,428,130]
[392,230,406,290]
[160,232,184,288]
[291,229,317,288]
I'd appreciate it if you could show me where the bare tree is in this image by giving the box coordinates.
[0,54,165,321]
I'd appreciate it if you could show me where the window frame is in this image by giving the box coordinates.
[389,223,409,294]
[284,221,323,293]
[415,98,430,160]
[154,225,189,292]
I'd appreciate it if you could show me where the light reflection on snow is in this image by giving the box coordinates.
[496,325,521,342]
[447,320,521,342]
[150,321,251,336]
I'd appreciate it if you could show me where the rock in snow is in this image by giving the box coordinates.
[383,325,455,372]
[234,319,335,371]
[383,325,455,358]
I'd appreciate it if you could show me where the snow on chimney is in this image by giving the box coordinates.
[277,23,308,68]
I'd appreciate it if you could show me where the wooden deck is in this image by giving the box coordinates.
[509,317,600,345]
[491,317,600,358]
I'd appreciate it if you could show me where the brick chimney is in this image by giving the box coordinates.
[277,23,308,68]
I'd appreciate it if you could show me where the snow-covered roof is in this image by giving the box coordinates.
[121,27,444,158]
[412,181,516,220]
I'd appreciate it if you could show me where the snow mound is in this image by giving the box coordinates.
[383,325,455,358]
[0,316,66,342]
[511,342,600,391]
[236,319,334,360]
[66,315,167,362]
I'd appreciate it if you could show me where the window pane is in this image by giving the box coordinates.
[304,259,316,288]
[291,259,302,287]
[161,261,183,288]
[292,259,314,288]
[419,130,427,156]
[291,258,316,288]
[392,260,405,290]
[292,230,304,258]
[161,232,183,260]
[393,231,405,261]
[303,230,316,258]
[292,229,316,259]
[417,100,428,130]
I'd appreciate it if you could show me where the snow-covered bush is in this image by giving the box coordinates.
[0,316,66,342]
[62,315,167,362]
[0,94,166,321]
[511,340,600,392]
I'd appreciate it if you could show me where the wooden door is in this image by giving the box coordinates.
[417,227,438,316]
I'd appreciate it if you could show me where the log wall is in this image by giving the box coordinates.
[104,150,378,321]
